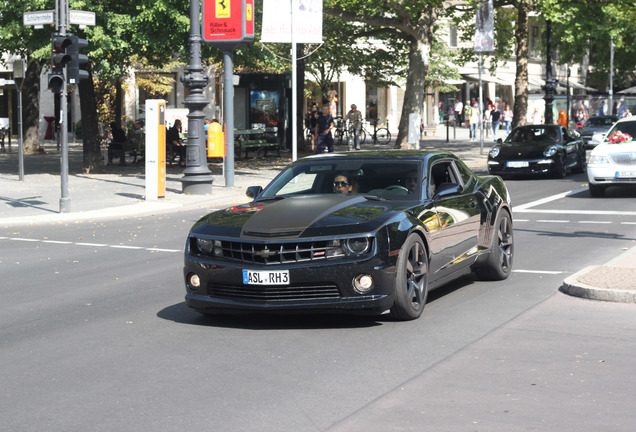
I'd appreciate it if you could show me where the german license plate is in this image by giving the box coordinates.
[243,270,289,285]
[507,161,529,168]
[616,171,636,178]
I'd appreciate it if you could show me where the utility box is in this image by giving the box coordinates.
[145,99,166,200]
[408,113,421,146]
[207,121,226,157]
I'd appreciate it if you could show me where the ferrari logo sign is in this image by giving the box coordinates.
[216,0,230,18]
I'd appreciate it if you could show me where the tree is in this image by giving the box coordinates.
[324,0,445,149]
[0,0,53,152]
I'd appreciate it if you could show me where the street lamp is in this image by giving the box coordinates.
[542,20,558,125]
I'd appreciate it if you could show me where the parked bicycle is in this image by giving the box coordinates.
[360,118,391,145]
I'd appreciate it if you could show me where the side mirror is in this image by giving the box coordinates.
[433,183,462,200]
[246,186,263,199]
[496,138,503,144]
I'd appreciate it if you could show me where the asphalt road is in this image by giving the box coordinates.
[1,172,635,431]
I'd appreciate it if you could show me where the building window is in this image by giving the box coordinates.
[449,26,458,48]
[530,26,540,58]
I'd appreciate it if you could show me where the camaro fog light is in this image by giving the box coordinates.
[353,274,374,294]
[345,237,370,255]
[189,273,201,288]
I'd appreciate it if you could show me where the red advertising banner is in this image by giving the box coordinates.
[202,0,254,48]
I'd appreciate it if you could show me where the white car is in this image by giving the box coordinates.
[587,117,636,197]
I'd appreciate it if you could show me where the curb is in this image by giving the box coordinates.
[562,264,636,304]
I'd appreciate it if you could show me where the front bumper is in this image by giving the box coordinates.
[183,255,397,315]
[487,158,555,176]
[587,165,636,185]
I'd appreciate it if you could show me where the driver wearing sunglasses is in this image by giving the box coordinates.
[332,174,353,194]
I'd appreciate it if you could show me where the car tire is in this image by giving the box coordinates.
[390,234,428,321]
[553,152,567,178]
[574,148,586,173]
[475,209,514,281]
[589,183,606,197]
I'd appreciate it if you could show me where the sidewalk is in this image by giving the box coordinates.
[1,124,634,303]
[0,124,487,225]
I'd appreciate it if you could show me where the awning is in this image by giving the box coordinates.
[463,74,514,86]
[617,86,636,95]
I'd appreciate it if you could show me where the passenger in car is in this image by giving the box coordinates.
[332,174,353,194]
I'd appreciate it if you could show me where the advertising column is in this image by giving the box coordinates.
[145,99,166,200]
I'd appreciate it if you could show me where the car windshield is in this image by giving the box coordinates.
[259,159,422,200]
[604,120,636,142]
[506,126,560,143]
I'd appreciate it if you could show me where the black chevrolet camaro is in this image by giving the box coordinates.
[184,151,513,321]
[488,125,586,178]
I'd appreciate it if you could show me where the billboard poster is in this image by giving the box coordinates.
[474,0,494,52]
[261,0,323,43]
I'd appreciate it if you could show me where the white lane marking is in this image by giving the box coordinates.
[517,209,636,216]
[622,222,636,225]
[515,187,588,211]
[578,221,612,224]
[514,219,530,222]
[536,219,570,223]
[513,269,565,275]
[2,237,180,253]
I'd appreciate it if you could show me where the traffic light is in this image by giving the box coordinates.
[66,35,89,85]
[48,33,73,93]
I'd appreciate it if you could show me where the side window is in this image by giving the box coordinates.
[277,172,318,195]
[429,161,459,196]
[454,160,473,185]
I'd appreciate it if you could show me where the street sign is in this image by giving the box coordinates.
[23,10,55,28]
[0,79,16,86]
[69,10,96,27]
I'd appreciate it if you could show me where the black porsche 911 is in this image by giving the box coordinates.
[487,125,586,178]
[184,151,513,321]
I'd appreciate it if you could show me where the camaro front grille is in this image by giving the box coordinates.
[202,240,340,265]
[209,283,341,302]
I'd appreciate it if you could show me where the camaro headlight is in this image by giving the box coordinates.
[588,154,610,164]
[544,146,558,157]
[489,147,500,158]
[196,238,222,255]
[327,237,372,257]
[344,237,370,255]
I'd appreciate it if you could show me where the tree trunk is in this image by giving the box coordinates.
[79,71,101,173]
[394,36,429,149]
[23,60,44,153]
[512,1,530,129]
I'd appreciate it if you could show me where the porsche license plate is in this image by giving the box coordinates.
[616,171,636,178]
[507,161,529,168]
[243,270,290,285]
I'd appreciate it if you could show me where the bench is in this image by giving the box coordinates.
[421,126,437,137]
[234,129,280,159]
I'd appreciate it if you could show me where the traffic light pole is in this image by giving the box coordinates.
[54,0,71,212]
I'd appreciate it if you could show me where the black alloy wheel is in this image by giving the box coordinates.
[475,209,514,281]
[390,234,428,320]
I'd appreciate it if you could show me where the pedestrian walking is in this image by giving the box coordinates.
[491,105,502,141]
[469,102,480,142]
[314,105,335,154]
[345,104,363,150]
[503,104,513,137]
